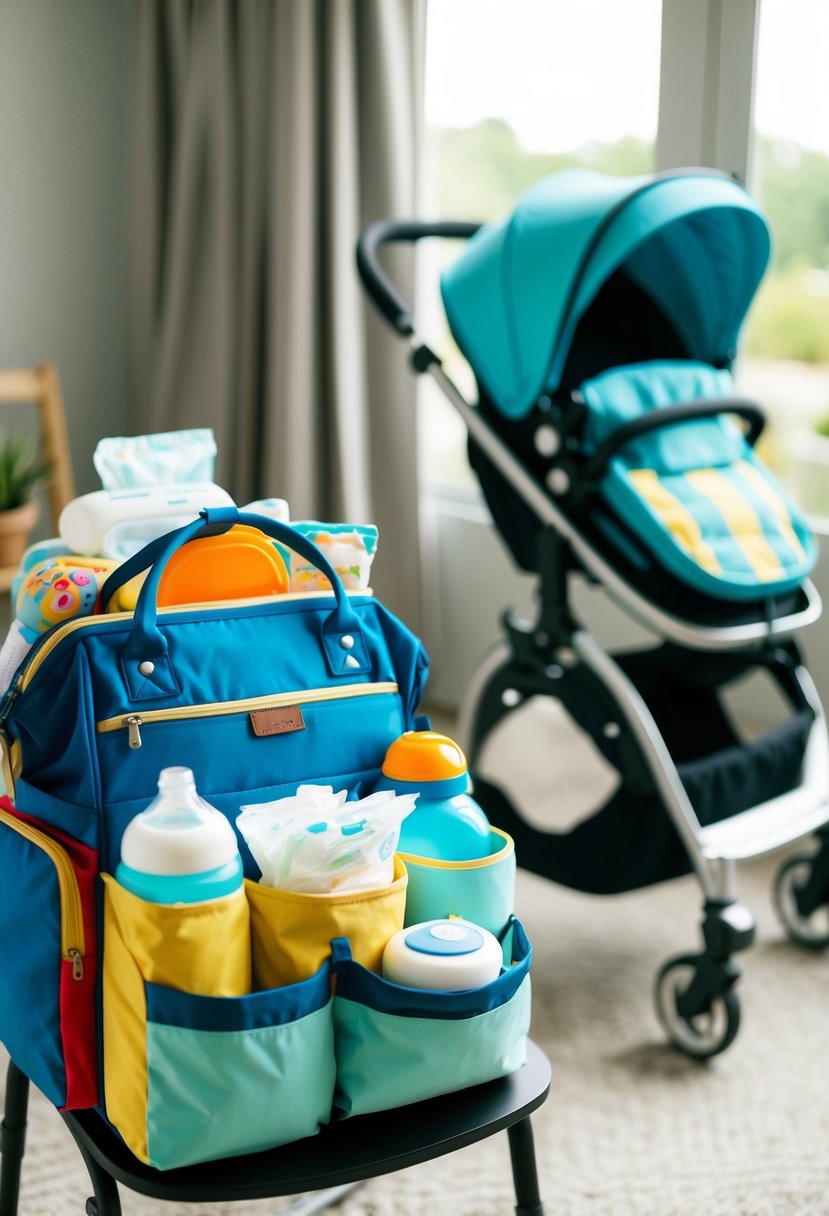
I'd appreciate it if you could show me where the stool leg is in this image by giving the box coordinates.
[282,1182,362,1214]
[73,1140,122,1216]
[507,1117,544,1216]
[0,1061,30,1216]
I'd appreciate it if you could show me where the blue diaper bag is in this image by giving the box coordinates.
[0,508,531,1170]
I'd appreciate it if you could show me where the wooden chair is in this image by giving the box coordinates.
[0,365,75,591]
[0,1043,550,1216]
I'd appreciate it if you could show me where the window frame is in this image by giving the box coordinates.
[419,0,772,703]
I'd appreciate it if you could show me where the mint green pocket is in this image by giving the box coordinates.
[398,827,516,936]
[331,919,531,1117]
[144,963,335,1169]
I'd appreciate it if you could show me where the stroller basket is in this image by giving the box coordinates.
[358,167,829,1059]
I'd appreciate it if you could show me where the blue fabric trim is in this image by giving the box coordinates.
[146,962,331,1032]
[376,773,468,799]
[332,920,531,1019]
[322,627,371,677]
[0,827,66,1106]
[12,779,99,849]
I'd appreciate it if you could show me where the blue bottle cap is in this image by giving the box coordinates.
[404,921,484,957]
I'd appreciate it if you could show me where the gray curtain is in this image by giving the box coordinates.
[128,0,424,628]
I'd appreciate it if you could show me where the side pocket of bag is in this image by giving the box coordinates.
[245,854,408,988]
[332,918,532,1118]
[399,828,516,936]
[101,874,251,1164]
[142,966,335,1169]
[0,797,98,1109]
[102,874,336,1169]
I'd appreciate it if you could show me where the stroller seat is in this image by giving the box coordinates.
[357,166,829,1059]
[577,359,815,603]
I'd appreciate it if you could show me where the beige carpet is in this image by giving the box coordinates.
[6,702,829,1215]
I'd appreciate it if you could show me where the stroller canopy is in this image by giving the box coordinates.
[441,170,771,420]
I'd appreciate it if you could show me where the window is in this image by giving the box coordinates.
[743,0,829,516]
[419,0,663,491]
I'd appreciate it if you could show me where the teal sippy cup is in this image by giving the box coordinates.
[375,731,491,861]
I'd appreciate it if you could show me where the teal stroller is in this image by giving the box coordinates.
[358,168,829,1058]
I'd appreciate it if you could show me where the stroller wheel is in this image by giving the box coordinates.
[773,852,829,949]
[654,954,740,1060]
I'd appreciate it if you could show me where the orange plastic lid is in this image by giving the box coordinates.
[381,731,468,782]
[157,525,289,607]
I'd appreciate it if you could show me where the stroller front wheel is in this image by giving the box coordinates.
[654,954,740,1060]
[773,852,829,949]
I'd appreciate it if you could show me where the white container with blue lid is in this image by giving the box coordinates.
[381,917,503,990]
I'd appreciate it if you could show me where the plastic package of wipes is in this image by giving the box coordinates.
[289,523,378,591]
[93,428,217,490]
[237,784,417,893]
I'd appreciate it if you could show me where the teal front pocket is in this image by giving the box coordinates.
[331,919,532,1117]
[143,963,336,1169]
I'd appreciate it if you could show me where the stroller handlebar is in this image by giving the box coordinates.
[356,219,480,337]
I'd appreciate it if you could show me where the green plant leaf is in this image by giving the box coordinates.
[0,429,50,511]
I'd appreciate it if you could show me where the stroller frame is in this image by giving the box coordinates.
[358,217,829,1057]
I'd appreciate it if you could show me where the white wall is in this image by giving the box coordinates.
[0,0,133,495]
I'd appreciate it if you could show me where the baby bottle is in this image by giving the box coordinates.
[116,767,244,904]
[375,731,491,861]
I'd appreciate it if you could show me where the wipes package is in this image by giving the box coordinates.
[59,484,234,558]
[94,428,217,490]
[237,785,417,894]
[288,523,378,591]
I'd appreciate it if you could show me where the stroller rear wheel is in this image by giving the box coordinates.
[773,851,829,949]
[654,954,740,1060]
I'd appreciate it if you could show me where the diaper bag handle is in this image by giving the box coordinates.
[106,508,371,698]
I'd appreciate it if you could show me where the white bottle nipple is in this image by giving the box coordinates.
[158,766,196,792]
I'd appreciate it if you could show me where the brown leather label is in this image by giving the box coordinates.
[250,706,306,737]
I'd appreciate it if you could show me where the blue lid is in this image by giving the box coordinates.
[404,921,483,957]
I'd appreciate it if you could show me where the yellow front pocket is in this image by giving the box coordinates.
[246,854,408,989]
[102,875,251,1163]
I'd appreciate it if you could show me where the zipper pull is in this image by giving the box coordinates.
[126,715,143,750]
[0,678,21,728]
[69,949,84,981]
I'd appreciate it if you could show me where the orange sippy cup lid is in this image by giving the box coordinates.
[381,731,468,783]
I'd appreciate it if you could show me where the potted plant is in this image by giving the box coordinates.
[0,430,50,566]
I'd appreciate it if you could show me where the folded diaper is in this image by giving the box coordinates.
[237,784,416,894]
[94,429,217,490]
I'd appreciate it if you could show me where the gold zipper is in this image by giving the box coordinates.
[0,808,85,978]
[19,589,372,695]
[98,681,399,750]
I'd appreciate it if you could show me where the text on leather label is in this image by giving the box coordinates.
[250,706,306,737]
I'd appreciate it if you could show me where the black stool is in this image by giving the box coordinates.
[0,1041,550,1215]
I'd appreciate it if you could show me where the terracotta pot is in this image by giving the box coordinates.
[0,499,39,568]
